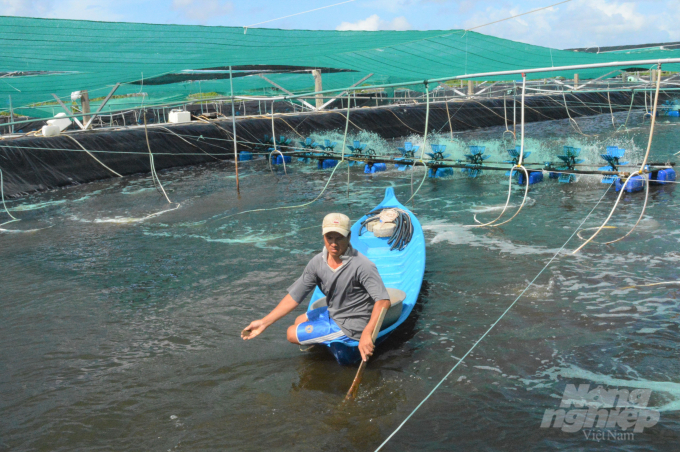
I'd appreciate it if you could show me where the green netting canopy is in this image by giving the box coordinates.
[2,16,680,117]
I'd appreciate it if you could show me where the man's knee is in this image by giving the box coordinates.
[287,324,300,344]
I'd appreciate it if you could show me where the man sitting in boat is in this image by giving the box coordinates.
[241,213,391,361]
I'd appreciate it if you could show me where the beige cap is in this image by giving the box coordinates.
[322,213,351,237]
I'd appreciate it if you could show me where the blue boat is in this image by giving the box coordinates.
[305,187,426,365]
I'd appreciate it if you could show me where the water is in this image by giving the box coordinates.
[1,112,679,451]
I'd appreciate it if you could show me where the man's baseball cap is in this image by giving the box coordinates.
[322,213,351,237]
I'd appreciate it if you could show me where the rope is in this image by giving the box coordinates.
[243,0,357,30]
[574,64,663,253]
[63,135,123,177]
[465,0,573,32]
[445,100,453,140]
[621,90,636,130]
[607,88,616,128]
[385,108,423,134]
[268,100,288,176]
[502,93,515,140]
[603,175,649,245]
[405,83,430,205]
[560,91,591,137]
[0,167,19,226]
[143,115,172,204]
[214,93,353,222]
[155,126,221,161]
[375,183,612,452]
[471,74,529,227]
[274,116,306,139]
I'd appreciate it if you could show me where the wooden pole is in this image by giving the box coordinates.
[573,73,580,89]
[229,66,240,194]
[312,69,323,110]
[467,80,474,97]
[8,95,14,134]
[345,307,388,401]
[81,90,90,125]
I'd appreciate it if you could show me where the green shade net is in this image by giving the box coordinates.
[2,16,680,116]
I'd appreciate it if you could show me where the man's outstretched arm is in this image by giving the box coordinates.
[241,294,299,340]
[358,299,391,361]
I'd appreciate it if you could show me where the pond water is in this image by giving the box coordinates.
[1,110,679,451]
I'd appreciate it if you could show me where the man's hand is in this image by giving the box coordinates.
[242,319,267,340]
[358,331,375,362]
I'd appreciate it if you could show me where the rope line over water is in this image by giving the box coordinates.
[375,183,612,452]
[472,74,529,227]
[212,93,354,222]
[143,115,172,204]
[574,63,663,253]
[0,167,19,227]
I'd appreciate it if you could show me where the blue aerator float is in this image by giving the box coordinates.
[237,151,253,161]
[650,167,677,185]
[364,163,387,173]
[504,146,543,185]
[657,99,680,117]
[270,152,291,164]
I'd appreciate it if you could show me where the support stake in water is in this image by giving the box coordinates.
[229,65,240,194]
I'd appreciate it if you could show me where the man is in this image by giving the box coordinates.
[242,213,391,361]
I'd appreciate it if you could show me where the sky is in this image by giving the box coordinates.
[0,0,678,49]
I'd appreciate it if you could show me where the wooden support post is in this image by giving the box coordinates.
[84,83,120,130]
[312,69,323,109]
[573,73,579,89]
[229,66,240,195]
[8,95,14,134]
[467,80,474,97]
[52,94,85,129]
[81,90,90,125]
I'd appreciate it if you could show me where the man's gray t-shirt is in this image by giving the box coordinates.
[288,245,390,340]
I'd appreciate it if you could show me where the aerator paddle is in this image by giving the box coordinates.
[345,307,388,401]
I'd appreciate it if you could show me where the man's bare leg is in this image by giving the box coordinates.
[286,313,309,344]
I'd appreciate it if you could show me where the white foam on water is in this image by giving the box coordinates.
[539,364,680,412]
[79,204,182,224]
[10,200,67,211]
[423,219,562,255]
[474,365,503,373]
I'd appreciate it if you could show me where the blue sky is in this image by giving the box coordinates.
[1,0,678,49]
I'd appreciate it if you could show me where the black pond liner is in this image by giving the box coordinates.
[0,91,663,198]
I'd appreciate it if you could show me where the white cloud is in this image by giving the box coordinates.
[337,14,412,31]
[0,0,123,21]
[171,0,233,24]
[0,0,53,16]
[462,0,680,49]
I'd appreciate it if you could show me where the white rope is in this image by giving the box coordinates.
[143,115,172,204]
[64,135,123,177]
[214,93,353,221]
[375,184,612,451]
[268,101,288,176]
[0,167,19,225]
[574,64,663,253]
[243,0,357,32]
[405,83,431,205]
[471,74,529,227]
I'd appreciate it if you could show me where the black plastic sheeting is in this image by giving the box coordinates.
[0,90,663,198]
